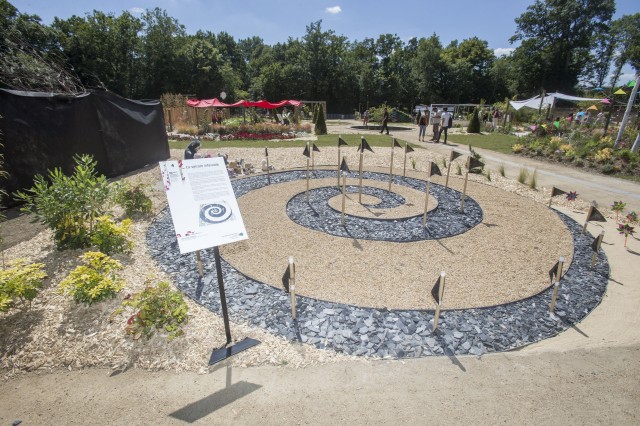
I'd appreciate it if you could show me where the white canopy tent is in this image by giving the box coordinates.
[509,92,604,111]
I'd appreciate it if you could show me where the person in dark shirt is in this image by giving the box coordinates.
[379,107,389,135]
[184,140,201,159]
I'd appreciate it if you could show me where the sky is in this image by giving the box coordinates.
[10,0,640,83]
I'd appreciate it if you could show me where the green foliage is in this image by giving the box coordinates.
[440,157,448,169]
[410,157,417,170]
[121,282,189,340]
[314,105,327,135]
[485,170,492,182]
[312,105,318,124]
[59,252,124,305]
[0,259,47,312]
[90,216,133,255]
[517,168,528,184]
[456,163,462,175]
[499,163,506,177]
[15,155,111,249]
[467,108,481,133]
[113,181,152,217]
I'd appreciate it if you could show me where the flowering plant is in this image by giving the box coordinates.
[611,201,626,221]
[617,223,635,247]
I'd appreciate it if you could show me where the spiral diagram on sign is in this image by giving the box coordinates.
[199,202,232,225]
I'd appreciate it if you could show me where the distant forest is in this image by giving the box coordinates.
[1,0,638,112]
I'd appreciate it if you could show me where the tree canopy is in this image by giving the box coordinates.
[1,0,637,112]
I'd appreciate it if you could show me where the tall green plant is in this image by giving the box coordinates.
[314,105,327,135]
[467,108,481,133]
[0,259,47,312]
[15,155,112,249]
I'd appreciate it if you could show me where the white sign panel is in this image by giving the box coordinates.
[160,157,248,253]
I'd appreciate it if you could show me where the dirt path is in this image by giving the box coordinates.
[2,123,640,424]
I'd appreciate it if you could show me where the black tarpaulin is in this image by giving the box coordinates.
[0,89,169,203]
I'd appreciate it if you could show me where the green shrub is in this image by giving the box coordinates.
[114,181,152,217]
[456,163,462,175]
[59,252,124,305]
[91,216,133,254]
[601,163,616,175]
[15,155,111,249]
[499,164,506,177]
[485,170,492,181]
[467,108,481,133]
[314,105,327,135]
[121,282,189,340]
[0,259,47,312]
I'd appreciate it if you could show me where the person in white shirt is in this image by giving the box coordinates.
[436,107,452,144]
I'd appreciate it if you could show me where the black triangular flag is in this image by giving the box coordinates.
[393,138,402,148]
[549,260,560,283]
[338,137,348,147]
[265,147,269,157]
[340,157,350,173]
[431,276,442,304]
[430,162,442,177]
[586,207,607,223]
[468,156,485,170]
[302,145,310,158]
[551,186,567,197]
[282,266,290,293]
[358,138,374,153]
[313,143,320,152]
[405,144,414,153]
[450,150,463,161]
[591,235,602,253]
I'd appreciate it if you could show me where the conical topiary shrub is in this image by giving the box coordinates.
[468,108,481,133]
[314,105,327,135]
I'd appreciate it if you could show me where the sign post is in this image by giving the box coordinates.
[303,142,311,202]
[159,157,259,365]
[403,143,414,177]
[389,138,401,191]
[337,136,347,187]
[358,137,365,203]
[461,157,470,212]
[549,256,564,313]
[591,231,605,266]
[288,256,296,320]
[340,157,350,225]
[265,147,271,185]
[446,150,462,189]
[431,271,446,332]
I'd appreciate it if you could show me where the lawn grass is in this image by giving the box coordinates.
[447,133,519,154]
[168,133,422,151]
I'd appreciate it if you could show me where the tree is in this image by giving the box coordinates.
[510,0,615,94]
[314,104,327,135]
[467,108,481,133]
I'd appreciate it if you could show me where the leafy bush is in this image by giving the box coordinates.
[90,216,133,254]
[0,259,47,312]
[594,148,613,163]
[121,282,189,340]
[113,181,152,217]
[512,143,524,153]
[529,169,538,189]
[59,252,124,305]
[15,155,111,249]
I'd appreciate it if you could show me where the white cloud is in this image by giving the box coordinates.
[326,6,342,14]
[494,47,514,57]
[129,7,145,14]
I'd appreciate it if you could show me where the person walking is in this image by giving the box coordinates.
[429,107,441,142]
[379,107,389,135]
[492,108,500,131]
[418,111,428,141]
[435,107,452,144]
[363,109,369,127]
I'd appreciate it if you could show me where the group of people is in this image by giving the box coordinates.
[416,107,453,144]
